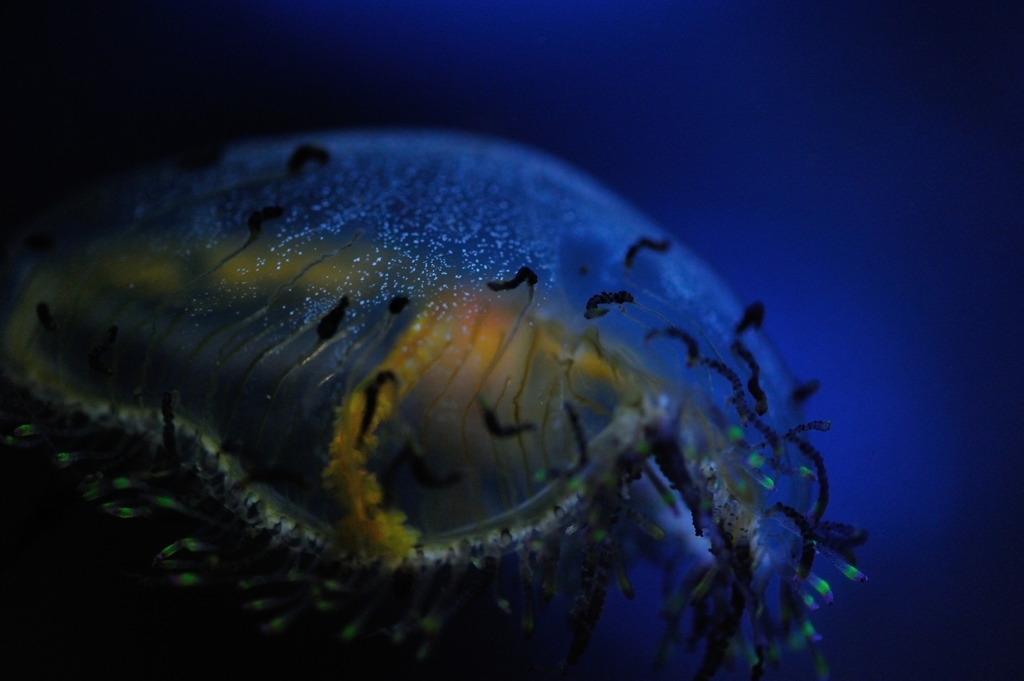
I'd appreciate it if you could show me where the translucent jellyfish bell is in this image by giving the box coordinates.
[0,131,865,678]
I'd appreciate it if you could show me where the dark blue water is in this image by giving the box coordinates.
[2,3,1021,679]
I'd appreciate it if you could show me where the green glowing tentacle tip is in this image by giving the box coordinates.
[616,571,635,600]
[103,503,145,519]
[747,452,766,468]
[14,424,39,437]
[421,616,441,634]
[340,624,359,641]
[648,522,666,541]
[842,563,868,582]
[801,619,822,643]
[814,651,830,680]
[743,462,775,490]
[807,573,834,604]
[728,426,744,442]
[174,573,199,586]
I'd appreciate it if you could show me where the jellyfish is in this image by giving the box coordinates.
[0,131,865,679]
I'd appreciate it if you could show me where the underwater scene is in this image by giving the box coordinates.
[1,3,1021,680]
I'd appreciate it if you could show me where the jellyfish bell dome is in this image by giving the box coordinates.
[0,130,864,679]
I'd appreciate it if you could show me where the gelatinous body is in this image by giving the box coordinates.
[0,131,865,678]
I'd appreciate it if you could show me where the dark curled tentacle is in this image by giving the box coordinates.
[88,325,118,376]
[316,295,349,340]
[624,237,670,269]
[646,325,764,425]
[519,550,537,640]
[693,580,746,681]
[486,266,538,292]
[783,420,831,437]
[566,541,613,665]
[480,400,535,438]
[692,532,753,681]
[584,290,634,319]
[645,326,699,365]
[563,402,588,467]
[648,325,755,425]
[782,432,830,524]
[731,339,768,416]
[388,295,410,315]
[646,419,705,536]
[246,205,284,235]
[700,357,753,422]
[287,143,329,173]
[564,472,625,667]
[749,416,781,453]
[381,441,461,508]
[567,544,597,656]
[814,521,868,564]
[790,379,821,404]
[771,502,817,579]
[161,391,177,458]
[36,302,58,331]
[734,301,765,335]
[537,528,562,603]
[358,371,396,444]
